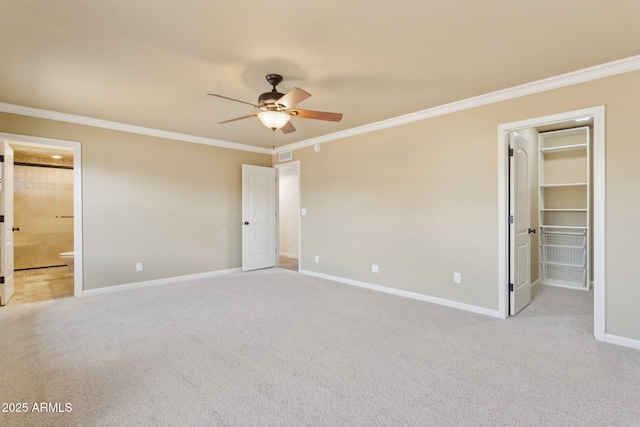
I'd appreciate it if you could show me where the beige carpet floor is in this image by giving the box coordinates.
[0,269,638,426]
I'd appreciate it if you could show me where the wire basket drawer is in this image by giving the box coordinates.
[542,264,587,288]
[541,246,586,267]
[541,233,587,248]
[540,226,586,235]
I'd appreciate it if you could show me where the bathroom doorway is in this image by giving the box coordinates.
[0,133,83,305]
[12,144,73,304]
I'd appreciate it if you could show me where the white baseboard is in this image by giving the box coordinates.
[300,269,503,318]
[604,334,640,350]
[279,252,299,259]
[82,268,241,297]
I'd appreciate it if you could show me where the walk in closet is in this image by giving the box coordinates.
[538,127,590,290]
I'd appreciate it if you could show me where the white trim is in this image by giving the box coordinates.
[604,334,640,350]
[592,113,606,341]
[275,54,640,154]
[274,160,301,172]
[0,132,84,298]
[497,106,606,341]
[82,268,241,297]
[0,102,271,155]
[300,269,503,318]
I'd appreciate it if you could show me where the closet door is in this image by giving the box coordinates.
[509,132,532,315]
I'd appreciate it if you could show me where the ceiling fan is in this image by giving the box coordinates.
[207,74,343,134]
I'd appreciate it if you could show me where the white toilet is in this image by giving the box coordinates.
[59,251,74,276]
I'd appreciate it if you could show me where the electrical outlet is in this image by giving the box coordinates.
[136,262,144,272]
[372,264,379,273]
[453,272,461,284]
[315,255,319,263]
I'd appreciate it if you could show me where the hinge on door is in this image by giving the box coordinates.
[509,215,514,224]
[0,276,4,284]
[508,148,514,157]
[509,283,514,292]
[0,215,4,223]
[0,155,4,162]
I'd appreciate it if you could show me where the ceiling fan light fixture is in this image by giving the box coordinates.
[257,111,291,130]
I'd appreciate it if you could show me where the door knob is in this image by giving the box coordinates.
[244,221,249,225]
[12,227,20,232]
[528,228,536,234]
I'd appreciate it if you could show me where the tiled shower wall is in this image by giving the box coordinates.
[14,153,73,269]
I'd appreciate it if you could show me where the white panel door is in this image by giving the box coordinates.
[242,165,276,271]
[509,132,532,315]
[0,141,15,305]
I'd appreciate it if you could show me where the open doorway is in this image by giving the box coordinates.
[498,107,605,341]
[275,161,300,272]
[0,133,83,305]
[9,143,74,305]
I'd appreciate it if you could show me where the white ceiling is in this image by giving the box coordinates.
[2,0,640,150]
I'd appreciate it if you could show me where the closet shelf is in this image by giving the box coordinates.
[540,143,587,153]
[541,208,587,212]
[540,183,587,188]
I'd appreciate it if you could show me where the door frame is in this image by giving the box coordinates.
[274,161,301,268]
[497,106,605,341]
[0,132,83,297]
[1,141,15,305]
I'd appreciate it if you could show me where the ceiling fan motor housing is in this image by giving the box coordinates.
[258,74,285,110]
[258,91,285,109]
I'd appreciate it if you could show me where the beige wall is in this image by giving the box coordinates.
[0,112,271,289]
[278,70,640,341]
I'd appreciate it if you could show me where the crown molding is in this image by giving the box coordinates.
[0,102,271,154]
[2,55,639,156]
[275,54,640,153]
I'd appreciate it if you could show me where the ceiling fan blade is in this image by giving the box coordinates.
[280,121,296,134]
[207,93,258,108]
[289,109,343,122]
[218,113,257,124]
[276,87,311,109]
